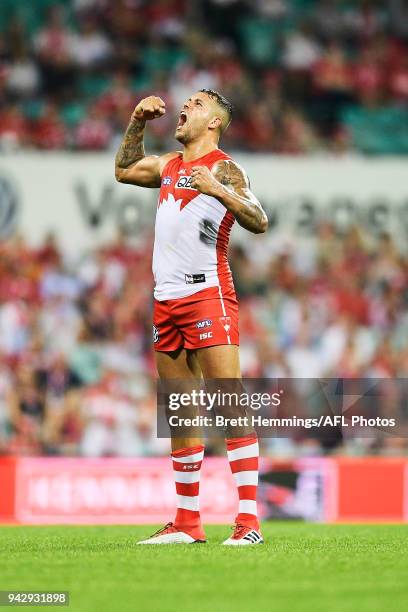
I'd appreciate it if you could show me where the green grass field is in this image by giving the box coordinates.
[1,523,408,612]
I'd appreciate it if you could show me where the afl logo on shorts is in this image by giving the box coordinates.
[196,319,212,329]
[153,325,160,343]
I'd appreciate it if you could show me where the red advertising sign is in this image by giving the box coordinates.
[331,458,407,522]
[14,457,237,524]
[1,456,407,524]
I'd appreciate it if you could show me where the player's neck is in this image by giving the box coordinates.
[182,139,219,163]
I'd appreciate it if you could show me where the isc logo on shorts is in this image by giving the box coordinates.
[199,331,213,340]
[153,325,159,343]
[176,176,194,190]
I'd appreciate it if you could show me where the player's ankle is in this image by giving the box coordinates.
[173,515,202,529]
[174,521,206,539]
[235,515,260,531]
[174,509,203,527]
[174,520,202,529]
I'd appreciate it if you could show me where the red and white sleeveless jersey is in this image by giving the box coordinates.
[152,149,236,301]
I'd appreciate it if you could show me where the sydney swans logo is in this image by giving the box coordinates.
[159,193,183,209]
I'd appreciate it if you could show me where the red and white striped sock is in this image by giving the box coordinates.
[172,444,205,539]
[226,434,259,530]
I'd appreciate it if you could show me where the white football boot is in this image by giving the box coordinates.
[137,522,206,545]
[222,524,264,546]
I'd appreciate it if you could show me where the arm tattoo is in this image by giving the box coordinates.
[216,160,246,189]
[214,160,267,233]
[115,118,146,169]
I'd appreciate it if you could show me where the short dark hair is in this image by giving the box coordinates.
[199,89,233,124]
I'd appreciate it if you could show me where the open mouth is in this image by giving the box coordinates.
[176,111,187,129]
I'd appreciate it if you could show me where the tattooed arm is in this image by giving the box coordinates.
[115,96,179,188]
[190,160,268,234]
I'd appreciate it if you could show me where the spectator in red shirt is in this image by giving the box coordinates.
[353,45,385,104]
[75,106,112,150]
[96,72,134,118]
[332,274,370,325]
[312,42,354,136]
[313,42,353,93]
[0,105,27,149]
[241,102,276,152]
[145,0,186,39]
[389,53,408,102]
[30,103,66,149]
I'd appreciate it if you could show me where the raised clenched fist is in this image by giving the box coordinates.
[133,96,166,121]
[190,166,222,197]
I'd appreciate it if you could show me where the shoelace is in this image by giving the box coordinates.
[231,524,250,539]
[150,522,175,538]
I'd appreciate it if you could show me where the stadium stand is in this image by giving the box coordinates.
[0,225,407,457]
[0,0,407,153]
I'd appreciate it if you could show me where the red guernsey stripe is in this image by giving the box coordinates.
[229,457,259,473]
[216,211,235,295]
[237,485,257,500]
[172,461,202,472]
[226,434,258,451]
[175,482,200,496]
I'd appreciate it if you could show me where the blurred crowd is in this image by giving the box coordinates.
[1,224,408,458]
[0,0,408,154]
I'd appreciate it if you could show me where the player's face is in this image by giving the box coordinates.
[175,93,217,144]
